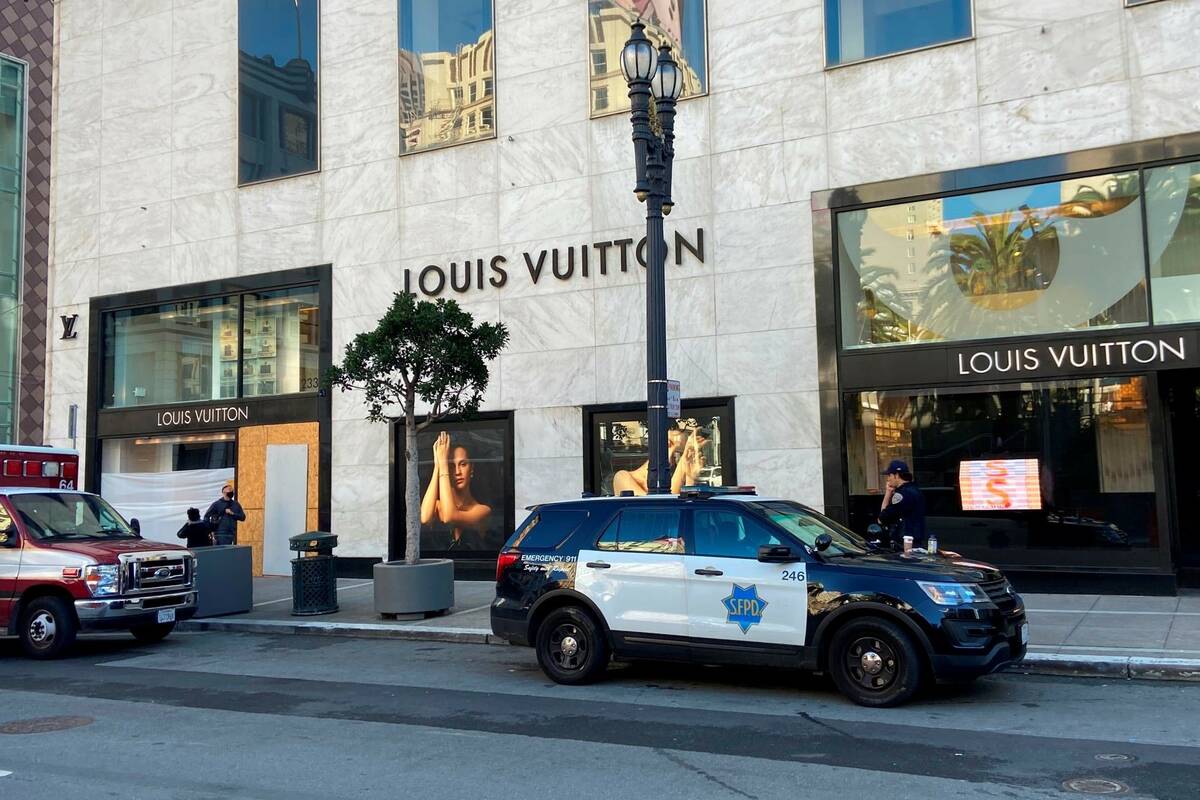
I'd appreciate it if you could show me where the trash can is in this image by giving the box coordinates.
[289,532,339,616]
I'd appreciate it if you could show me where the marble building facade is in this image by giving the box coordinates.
[44,0,1200,563]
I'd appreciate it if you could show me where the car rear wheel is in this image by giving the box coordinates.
[828,617,922,708]
[130,622,176,643]
[19,596,78,660]
[535,606,609,685]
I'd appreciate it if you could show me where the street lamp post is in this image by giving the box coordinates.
[621,20,683,495]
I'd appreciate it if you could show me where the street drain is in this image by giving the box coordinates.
[0,716,94,735]
[1063,778,1129,795]
[1094,754,1135,763]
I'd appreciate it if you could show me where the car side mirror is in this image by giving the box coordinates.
[129,518,141,535]
[866,523,883,539]
[814,533,833,552]
[758,544,797,563]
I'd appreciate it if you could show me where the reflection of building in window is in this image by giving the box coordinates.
[588,0,706,116]
[398,27,495,155]
[0,57,24,442]
[238,52,318,183]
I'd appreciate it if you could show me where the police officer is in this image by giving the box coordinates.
[878,459,928,550]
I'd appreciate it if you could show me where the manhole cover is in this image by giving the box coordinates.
[0,716,94,735]
[1095,753,1135,763]
[1063,778,1129,795]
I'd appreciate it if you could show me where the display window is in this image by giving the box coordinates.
[843,376,1162,568]
[396,413,514,558]
[585,400,735,496]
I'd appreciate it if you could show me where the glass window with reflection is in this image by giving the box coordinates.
[398,0,495,155]
[588,0,707,117]
[102,298,240,408]
[1145,160,1200,324]
[825,0,973,66]
[238,0,320,184]
[241,287,321,397]
[844,377,1161,568]
[0,57,24,443]
[838,172,1149,348]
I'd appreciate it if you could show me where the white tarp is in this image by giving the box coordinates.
[102,467,235,543]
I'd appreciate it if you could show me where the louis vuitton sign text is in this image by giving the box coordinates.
[951,334,1196,380]
[403,227,705,297]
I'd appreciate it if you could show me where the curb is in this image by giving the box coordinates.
[179,618,502,645]
[180,618,1200,682]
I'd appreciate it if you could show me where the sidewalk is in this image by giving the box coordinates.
[178,578,1200,682]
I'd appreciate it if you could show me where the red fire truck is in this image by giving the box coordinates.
[0,446,197,658]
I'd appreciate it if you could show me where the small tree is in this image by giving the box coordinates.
[325,292,508,565]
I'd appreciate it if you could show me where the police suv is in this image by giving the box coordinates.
[491,487,1028,707]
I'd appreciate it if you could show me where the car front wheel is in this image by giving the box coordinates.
[535,606,610,685]
[828,617,923,707]
[19,596,78,660]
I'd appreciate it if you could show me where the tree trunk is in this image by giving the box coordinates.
[404,406,421,566]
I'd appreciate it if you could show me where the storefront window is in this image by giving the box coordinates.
[587,0,707,117]
[825,0,973,66]
[588,403,733,496]
[398,0,495,155]
[838,172,1150,349]
[1146,160,1200,325]
[103,297,240,408]
[238,0,320,184]
[100,433,236,541]
[242,287,321,397]
[405,415,513,557]
[0,56,24,443]
[844,377,1160,567]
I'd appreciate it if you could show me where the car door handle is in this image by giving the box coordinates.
[694,568,724,576]
[585,561,611,569]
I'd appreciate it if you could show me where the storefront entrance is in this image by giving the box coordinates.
[1163,369,1200,585]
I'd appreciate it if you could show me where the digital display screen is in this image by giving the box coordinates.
[959,459,1042,511]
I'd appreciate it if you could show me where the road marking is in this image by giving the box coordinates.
[1027,608,1200,617]
[439,603,492,618]
[251,581,373,608]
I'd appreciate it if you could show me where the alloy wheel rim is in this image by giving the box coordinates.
[28,611,56,647]
[550,623,587,671]
[846,636,899,691]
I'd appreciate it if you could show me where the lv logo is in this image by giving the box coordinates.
[60,314,79,340]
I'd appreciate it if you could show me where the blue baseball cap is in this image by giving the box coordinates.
[883,459,910,475]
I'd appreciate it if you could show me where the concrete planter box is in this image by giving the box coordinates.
[192,545,253,618]
[373,559,454,618]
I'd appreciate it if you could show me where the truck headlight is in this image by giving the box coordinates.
[918,581,988,605]
[84,564,120,596]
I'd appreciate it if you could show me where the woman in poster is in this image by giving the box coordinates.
[612,425,708,496]
[420,431,493,549]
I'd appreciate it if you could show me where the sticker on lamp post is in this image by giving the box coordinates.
[666,380,681,418]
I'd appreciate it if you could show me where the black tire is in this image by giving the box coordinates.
[130,622,176,643]
[828,617,923,708]
[534,606,610,685]
[18,596,78,660]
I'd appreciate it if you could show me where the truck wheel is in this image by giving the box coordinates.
[535,606,609,685]
[130,622,176,643]
[828,617,923,708]
[19,596,78,660]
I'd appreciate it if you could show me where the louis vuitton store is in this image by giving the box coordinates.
[84,266,332,576]
[814,135,1200,592]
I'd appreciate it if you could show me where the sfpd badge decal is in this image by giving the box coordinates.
[722,584,768,634]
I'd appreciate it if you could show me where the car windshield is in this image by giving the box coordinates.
[756,501,870,557]
[8,493,137,541]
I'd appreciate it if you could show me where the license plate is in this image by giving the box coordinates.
[1020,622,1029,645]
[157,608,176,624]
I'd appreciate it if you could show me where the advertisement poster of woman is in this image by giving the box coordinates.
[416,423,509,553]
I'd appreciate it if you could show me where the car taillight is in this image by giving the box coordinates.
[2,460,19,477]
[62,461,78,480]
[495,551,520,582]
[22,461,38,477]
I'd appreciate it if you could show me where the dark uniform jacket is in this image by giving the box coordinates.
[176,520,213,549]
[204,498,246,543]
[878,482,928,548]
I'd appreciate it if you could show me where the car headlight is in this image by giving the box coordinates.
[84,564,120,596]
[918,581,988,605]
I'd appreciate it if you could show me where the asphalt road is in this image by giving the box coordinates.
[0,631,1198,799]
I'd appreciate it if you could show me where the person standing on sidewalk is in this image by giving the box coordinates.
[176,507,214,549]
[205,481,245,546]
[878,459,927,550]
